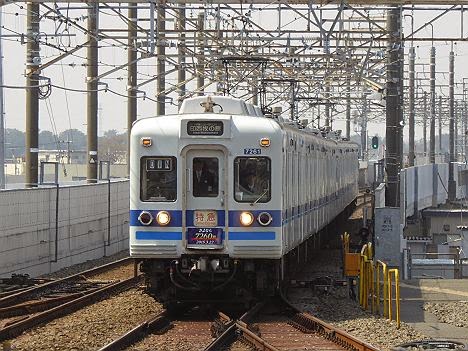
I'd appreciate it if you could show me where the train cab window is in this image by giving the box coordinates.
[234,157,271,203]
[193,157,219,197]
[140,157,177,202]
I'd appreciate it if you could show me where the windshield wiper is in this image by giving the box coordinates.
[250,189,269,206]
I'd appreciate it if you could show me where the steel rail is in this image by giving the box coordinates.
[0,257,135,308]
[280,291,380,351]
[0,275,142,342]
[98,310,170,351]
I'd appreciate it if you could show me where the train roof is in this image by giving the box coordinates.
[179,96,257,116]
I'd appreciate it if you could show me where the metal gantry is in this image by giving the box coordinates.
[0,0,467,205]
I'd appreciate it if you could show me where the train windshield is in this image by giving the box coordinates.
[140,157,177,202]
[192,157,219,197]
[234,157,271,203]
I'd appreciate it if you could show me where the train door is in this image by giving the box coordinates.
[185,149,226,249]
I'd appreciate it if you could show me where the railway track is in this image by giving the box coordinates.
[0,258,140,342]
[0,275,53,299]
[99,292,378,351]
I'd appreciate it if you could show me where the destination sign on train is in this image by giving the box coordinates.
[146,158,173,171]
[187,121,224,136]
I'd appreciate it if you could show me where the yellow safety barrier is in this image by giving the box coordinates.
[359,243,372,309]
[388,268,401,328]
[357,244,401,329]
[375,260,388,318]
[341,232,350,254]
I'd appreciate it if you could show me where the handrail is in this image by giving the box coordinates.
[388,269,401,328]
[358,243,400,329]
[375,260,388,318]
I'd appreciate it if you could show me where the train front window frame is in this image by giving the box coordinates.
[140,156,177,202]
[234,157,271,203]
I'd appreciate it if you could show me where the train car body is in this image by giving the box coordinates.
[130,96,358,304]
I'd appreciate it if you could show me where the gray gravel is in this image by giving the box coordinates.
[423,301,468,328]
[6,288,162,351]
[288,246,429,351]
[40,251,129,279]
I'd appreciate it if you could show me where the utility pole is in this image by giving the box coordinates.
[197,12,205,95]
[361,98,367,160]
[346,69,351,139]
[438,95,443,153]
[0,7,4,189]
[127,3,137,175]
[25,3,40,188]
[462,101,468,162]
[325,82,330,128]
[408,46,415,166]
[87,2,99,183]
[448,50,456,201]
[385,6,403,207]
[156,3,165,115]
[429,46,436,164]
[423,92,427,156]
[177,3,186,108]
[455,100,458,160]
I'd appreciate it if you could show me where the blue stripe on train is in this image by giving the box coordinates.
[135,231,182,240]
[130,210,182,227]
[130,209,282,227]
[229,232,276,240]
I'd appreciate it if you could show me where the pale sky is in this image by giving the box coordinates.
[1,4,468,142]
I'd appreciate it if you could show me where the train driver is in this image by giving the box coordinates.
[240,169,260,195]
[193,158,217,197]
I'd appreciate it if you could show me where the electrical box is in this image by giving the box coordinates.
[344,253,360,276]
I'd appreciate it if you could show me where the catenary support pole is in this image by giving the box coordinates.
[87,2,99,183]
[25,3,40,188]
[408,47,415,167]
[127,3,137,175]
[156,3,165,115]
[438,95,442,153]
[177,2,186,108]
[423,91,427,156]
[429,46,436,164]
[0,7,4,189]
[325,82,330,128]
[385,6,403,207]
[197,12,205,95]
[346,73,351,140]
[448,50,456,201]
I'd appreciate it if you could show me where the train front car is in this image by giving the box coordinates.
[130,96,283,306]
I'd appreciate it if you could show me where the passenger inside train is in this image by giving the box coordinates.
[193,158,218,197]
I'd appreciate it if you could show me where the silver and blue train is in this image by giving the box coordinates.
[130,96,359,304]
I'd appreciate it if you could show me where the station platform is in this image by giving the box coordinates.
[400,279,468,344]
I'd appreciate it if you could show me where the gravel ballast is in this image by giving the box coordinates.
[6,288,162,351]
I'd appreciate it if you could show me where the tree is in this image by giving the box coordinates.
[59,129,86,151]
[39,130,57,150]
[99,130,128,164]
[5,129,25,158]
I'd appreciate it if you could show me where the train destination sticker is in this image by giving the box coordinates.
[187,228,223,246]
[187,121,223,136]
[146,158,173,171]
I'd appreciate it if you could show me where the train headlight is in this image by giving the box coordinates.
[257,212,273,226]
[156,211,171,226]
[240,211,254,226]
[138,211,153,226]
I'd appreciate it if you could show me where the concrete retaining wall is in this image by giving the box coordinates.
[0,180,129,277]
[401,163,450,218]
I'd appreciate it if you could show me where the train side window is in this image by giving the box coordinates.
[193,157,219,197]
[234,157,271,203]
[140,157,177,202]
